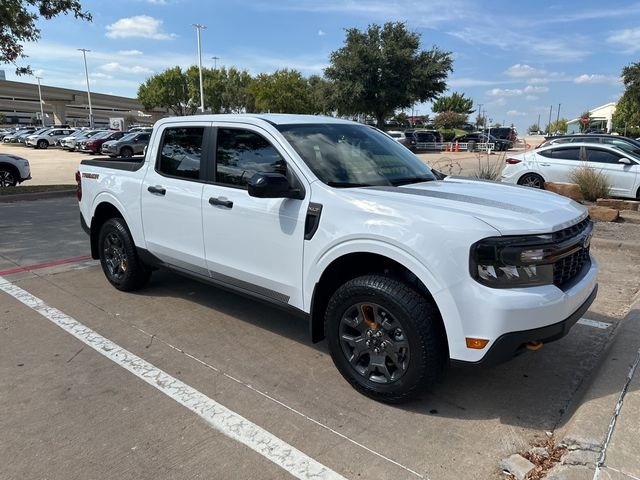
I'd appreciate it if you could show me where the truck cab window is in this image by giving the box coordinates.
[158,127,204,180]
[215,128,287,188]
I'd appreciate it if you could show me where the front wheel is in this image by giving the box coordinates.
[0,168,18,187]
[326,275,447,403]
[37,139,48,149]
[518,172,545,189]
[98,218,151,291]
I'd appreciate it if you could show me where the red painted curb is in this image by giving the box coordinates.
[0,255,93,276]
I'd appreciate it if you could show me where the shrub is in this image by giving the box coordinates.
[473,152,504,180]
[570,164,610,201]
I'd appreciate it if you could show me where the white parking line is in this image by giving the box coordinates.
[0,276,346,480]
[578,318,612,330]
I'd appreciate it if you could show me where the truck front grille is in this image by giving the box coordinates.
[552,217,592,289]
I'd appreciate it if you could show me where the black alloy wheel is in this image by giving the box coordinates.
[518,173,545,189]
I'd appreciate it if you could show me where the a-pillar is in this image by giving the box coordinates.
[47,101,67,125]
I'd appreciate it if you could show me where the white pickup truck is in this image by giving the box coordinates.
[77,114,598,402]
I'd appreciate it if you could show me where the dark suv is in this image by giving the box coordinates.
[405,130,443,152]
[101,132,151,158]
[539,134,640,156]
[490,127,517,146]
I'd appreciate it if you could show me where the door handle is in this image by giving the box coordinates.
[539,163,551,167]
[147,185,166,195]
[209,197,233,208]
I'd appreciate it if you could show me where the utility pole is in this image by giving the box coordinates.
[193,23,207,112]
[211,56,220,70]
[477,103,484,128]
[556,103,561,126]
[78,48,94,127]
[537,113,541,132]
[35,76,45,127]
[547,105,553,135]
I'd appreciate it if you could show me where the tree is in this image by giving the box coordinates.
[433,111,466,129]
[491,122,502,128]
[612,62,640,136]
[1,1,91,74]
[250,69,313,114]
[475,113,486,128]
[431,92,474,115]
[548,118,568,134]
[307,75,334,115]
[0,113,6,125]
[137,66,197,116]
[325,22,453,128]
[528,123,540,133]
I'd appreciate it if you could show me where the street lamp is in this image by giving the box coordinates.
[35,76,45,127]
[211,56,220,70]
[193,23,207,112]
[78,48,94,128]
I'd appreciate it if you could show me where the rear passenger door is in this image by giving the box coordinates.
[201,124,309,309]
[141,123,210,273]
[584,146,638,197]
[537,146,582,183]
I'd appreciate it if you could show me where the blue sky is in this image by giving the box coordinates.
[3,0,639,131]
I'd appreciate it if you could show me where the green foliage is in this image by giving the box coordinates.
[528,123,540,133]
[432,92,474,115]
[250,69,315,114]
[433,111,467,129]
[138,66,197,116]
[612,62,640,136]
[0,112,6,125]
[473,153,504,180]
[579,111,591,133]
[325,22,452,128]
[570,164,611,201]
[491,122,502,128]
[307,75,335,115]
[548,118,568,134]
[475,113,486,128]
[439,129,458,141]
[1,0,91,74]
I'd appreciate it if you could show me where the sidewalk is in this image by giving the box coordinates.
[548,296,640,479]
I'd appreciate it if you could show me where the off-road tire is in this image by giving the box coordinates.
[325,275,447,403]
[98,217,151,291]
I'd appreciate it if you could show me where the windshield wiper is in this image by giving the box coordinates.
[390,176,434,186]
[327,181,373,188]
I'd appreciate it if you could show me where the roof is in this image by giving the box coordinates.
[156,113,356,127]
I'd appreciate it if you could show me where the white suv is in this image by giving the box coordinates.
[0,153,31,187]
[26,128,75,149]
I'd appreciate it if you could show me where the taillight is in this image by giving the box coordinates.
[505,158,521,164]
[75,171,82,201]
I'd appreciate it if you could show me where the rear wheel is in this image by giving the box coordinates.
[120,147,133,158]
[37,139,48,149]
[518,172,545,189]
[326,275,447,403]
[0,167,18,187]
[98,218,151,291]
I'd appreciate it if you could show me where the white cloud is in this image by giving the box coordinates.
[607,27,640,53]
[91,72,113,79]
[524,85,549,93]
[487,88,522,97]
[504,64,545,77]
[574,74,620,84]
[106,16,176,40]
[506,110,527,117]
[119,49,143,56]
[448,77,512,87]
[318,29,326,36]
[525,95,538,101]
[100,62,153,74]
[527,77,550,85]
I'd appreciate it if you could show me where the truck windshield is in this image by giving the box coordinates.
[277,123,435,187]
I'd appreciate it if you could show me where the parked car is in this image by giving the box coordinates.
[501,143,640,199]
[0,153,31,187]
[539,134,640,157]
[26,128,75,149]
[2,127,38,143]
[490,127,517,146]
[78,130,127,154]
[60,130,105,151]
[100,131,151,158]
[386,130,407,146]
[453,132,510,151]
[77,114,597,402]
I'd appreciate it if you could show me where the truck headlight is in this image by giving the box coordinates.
[470,235,556,288]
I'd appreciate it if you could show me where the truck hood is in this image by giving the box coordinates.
[356,176,588,235]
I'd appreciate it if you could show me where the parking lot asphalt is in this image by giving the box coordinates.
[1,196,639,479]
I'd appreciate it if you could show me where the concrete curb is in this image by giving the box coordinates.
[550,297,640,478]
[0,189,75,203]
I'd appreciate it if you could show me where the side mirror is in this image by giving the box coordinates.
[619,158,633,165]
[248,173,302,199]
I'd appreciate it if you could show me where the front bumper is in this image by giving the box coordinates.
[452,283,597,367]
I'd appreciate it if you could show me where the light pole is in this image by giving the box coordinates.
[35,76,45,127]
[78,48,94,128]
[537,113,541,132]
[193,23,207,112]
[556,103,561,126]
[211,56,220,70]
[547,105,553,135]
